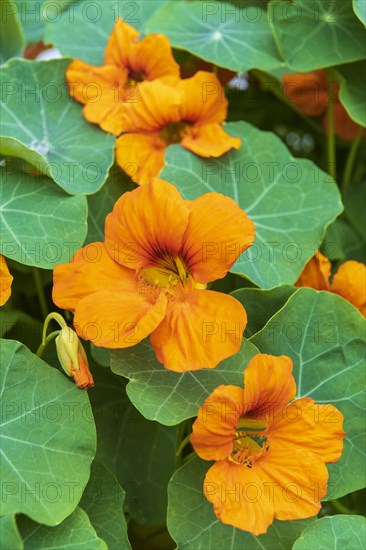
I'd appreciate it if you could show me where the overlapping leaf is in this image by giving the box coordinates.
[44,0,166,64]
[160,122,343,289]
[14,0,45,43]
[353,0,366,24]
[0,0,25,64]
[251,288,366,499]
[0,58,114,194]
[0,168,87,268]
[146,0,284,72]
[110,339,259,426]
[337,60,366,127]
[293,515,366,549]
[80,461,131,550]
[168,457,315,549]
[0,515,23,550]
[86,165,134,245]
[0,340,96,525]
[269,0,366,71]
[232,285,295,337]
[88,366,178,524]
[17,508,107,549]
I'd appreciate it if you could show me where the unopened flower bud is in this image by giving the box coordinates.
[55,326,94,390]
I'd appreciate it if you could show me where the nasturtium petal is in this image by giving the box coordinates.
[167,456,315,550]
[160,122,343,289]
[251,288,366,499]
[0,0,25,64]
[0,168,87,268]
[0,515,23,550]
[44,0,166,64]
[0,340,96,525]
[0,58,115,194]
[336,61,366,127]
[293,515,366,549]
[145,0,284,72]
[80,462,131,550]
[88,366,178,524]
[110,338,259,425]
[269,0,366,71]
[17,508,107,549]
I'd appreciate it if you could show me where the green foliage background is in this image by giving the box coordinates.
[1,0,365,548]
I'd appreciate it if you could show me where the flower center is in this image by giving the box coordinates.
[159,121,190,145]
[137,255,193,301]
[229,417,268,467]
[126,70,146,85]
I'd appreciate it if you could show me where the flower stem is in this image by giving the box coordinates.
[331,499,353,515]
[32,268,48,319]
[176,433,191,460]
[36,313,67,358]
[326,72,336,181]
[36,330,60,358]
[342,126,363,190]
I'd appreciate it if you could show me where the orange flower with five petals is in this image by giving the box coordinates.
[295,251,366,317]
[67,18,180,135]
[52,179,255,372]
[0,255,13,306]
[115,71,241,185]
[282,70,363,140]
[190,354,345,535]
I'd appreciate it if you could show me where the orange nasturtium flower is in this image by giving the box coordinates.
[282,70,362,140]
[67,18,180,134]
[115,71,241,185]
[295,251,366,317]
[190,354,345,535]
[53,179,255,372]
[0,255,13,306]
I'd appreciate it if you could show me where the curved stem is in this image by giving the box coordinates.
[331,499,353,515]
[326,72,336,181]
[32,268,48,319]
[176,433,191,460]
[342,126,364,190]
[36,330,60,358]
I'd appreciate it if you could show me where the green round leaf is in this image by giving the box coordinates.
[0,168,87,269]
[44,0,166,64]
[160,122,343,289]
[89,366,178,524]
[0,515,23,550]
[251,288,366,499]
[293,515,366,549]
[0,339,96,525]
[17,508,107,549]
[353,0,366,24]
[232,285,295,338]
[80,461,131,550]
[337,60,366,127]
[0,0,25,64]
[0,58,115,194]
[168,456,315,549]
[269,0,366,71]
[110,339,259,426]
[145,0,284,72]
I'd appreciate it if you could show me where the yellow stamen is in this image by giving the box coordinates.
[229,417,268,466]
